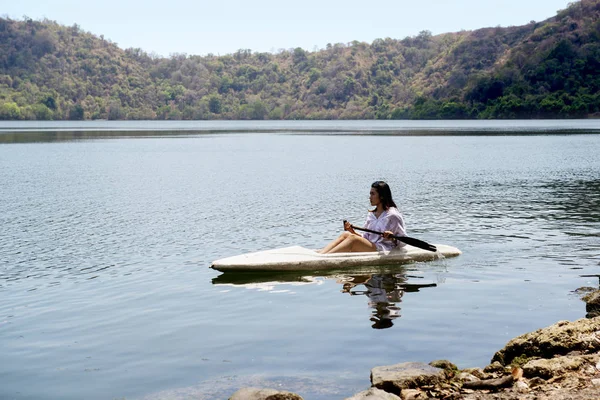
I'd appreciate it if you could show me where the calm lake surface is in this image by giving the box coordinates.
[1,120,600,400]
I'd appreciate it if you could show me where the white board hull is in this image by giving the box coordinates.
[211,244,461,272]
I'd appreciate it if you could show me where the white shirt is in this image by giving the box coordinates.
[360,207,406,252]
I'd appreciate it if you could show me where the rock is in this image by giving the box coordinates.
[461,368,485,379]
[483,361,505,374]
[344,387,400,399]
[400,389,424,400]
[429,359,457,371]
[584,364,597,375]
[583,291,600,318]
[491,318,600,366]
[588,310,600,318]
[266,394,303,400]
[456,372,479,382]
[528,376,546,387]
[522,355,586,379]
[592,378,600,386]
[582,290,600,305]
[371,362,445,396]
[575,287,597,296]
[229,387,303,400]
[429,359,457,379]
[514,379,530,393]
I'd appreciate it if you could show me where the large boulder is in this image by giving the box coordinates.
[491,318,600,366]
[370,362,445,396]
[523,355,591,379]
[229,387,303,400]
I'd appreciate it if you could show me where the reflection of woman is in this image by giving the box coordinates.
[319,181,406,254]
[365,275,402,329]
[339,274,404,329]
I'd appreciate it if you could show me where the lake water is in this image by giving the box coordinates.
[1,120,600,400]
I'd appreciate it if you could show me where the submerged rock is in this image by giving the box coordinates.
[491,318,600,366]
[370,362,445,396]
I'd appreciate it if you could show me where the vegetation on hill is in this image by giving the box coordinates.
[1,0,600,120]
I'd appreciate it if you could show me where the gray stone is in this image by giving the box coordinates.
[491,318,600,366]
[514,380,530,393]
[229,387,303,400]
[592,378,600,386]
[344,387,401,400]
[371,362,445,396]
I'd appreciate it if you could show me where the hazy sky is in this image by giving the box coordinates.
[3,0,572,57]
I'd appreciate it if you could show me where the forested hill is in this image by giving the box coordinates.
[1,0,600,120]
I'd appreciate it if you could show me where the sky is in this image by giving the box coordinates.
[3,0,573,57]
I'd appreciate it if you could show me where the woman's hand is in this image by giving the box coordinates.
[382,230,394,239]
[344,221,357,235]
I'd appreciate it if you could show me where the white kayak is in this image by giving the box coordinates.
[211,244,461,272]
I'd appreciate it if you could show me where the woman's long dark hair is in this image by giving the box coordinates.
[370,181,397,212]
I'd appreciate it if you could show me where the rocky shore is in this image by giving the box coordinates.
[228,289,600,400]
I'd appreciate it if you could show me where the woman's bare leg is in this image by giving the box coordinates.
[324,234,378,254]
[318,231,352,254]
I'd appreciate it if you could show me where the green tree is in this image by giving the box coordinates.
[248,101,266,119]
[107,101,125,120]
[68,104,84,120]
[208,95,222,114]
[32,103,53,120]
[0,102,22,120]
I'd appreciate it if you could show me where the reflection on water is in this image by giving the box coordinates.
[338,274,437,329]
[211,271,322,286]
[1,119,600,143]
[0,130,220,143]
[213,270,437,329]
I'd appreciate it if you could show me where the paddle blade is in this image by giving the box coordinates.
[394,235,438,252]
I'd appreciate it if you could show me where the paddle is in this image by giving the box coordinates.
[344,220,438,252]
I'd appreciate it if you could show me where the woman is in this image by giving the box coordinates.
[318,181,406,254]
